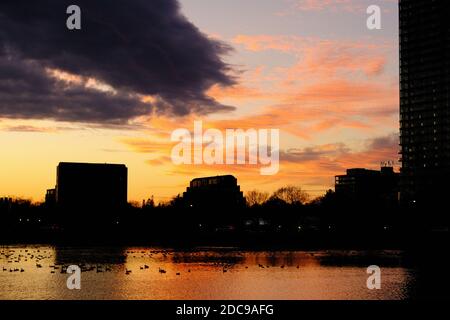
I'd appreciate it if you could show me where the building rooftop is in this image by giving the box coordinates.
[58,162,127,168]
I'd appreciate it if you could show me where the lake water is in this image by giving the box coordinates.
[0,245,417,300]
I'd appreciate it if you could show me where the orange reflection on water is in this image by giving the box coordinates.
[1,246,414,300]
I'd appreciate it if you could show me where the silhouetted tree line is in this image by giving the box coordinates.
[0,185,429,246]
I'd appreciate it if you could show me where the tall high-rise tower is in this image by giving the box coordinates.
[399,0,450,212]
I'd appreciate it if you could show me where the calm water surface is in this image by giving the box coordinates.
[0,245,416,300]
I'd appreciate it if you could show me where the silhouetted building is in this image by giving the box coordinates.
[0,197,13,215]
[399,0,450,208]
[56,162,127,211]
[45,188,56,207]
[335,166,399,207]
[183,175,245,210]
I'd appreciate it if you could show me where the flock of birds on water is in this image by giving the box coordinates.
[1,248,309,277]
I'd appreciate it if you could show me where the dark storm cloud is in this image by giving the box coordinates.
[0,0,235,123]
[0,56,152,123]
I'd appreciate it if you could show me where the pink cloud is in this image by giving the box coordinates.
[289,0,397,13]
[295,0,357,12]
[233,35,391,80]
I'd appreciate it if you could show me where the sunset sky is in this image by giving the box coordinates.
[0,0,399,203]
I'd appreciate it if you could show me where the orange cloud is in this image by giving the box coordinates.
[233,35,391,81]
[294,0,361,12]
[118,32,399,199]
[119,115,399,199]
[286,0,397,13]
[207,84,266,101]
[233,35,302,53]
